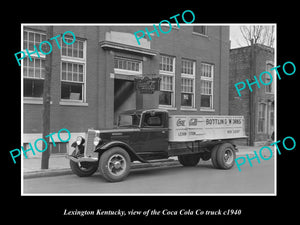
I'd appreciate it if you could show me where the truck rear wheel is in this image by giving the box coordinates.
[69,150,98,177]
[214,143,236,169]
[99,147,131,182]
[211,145,221,169]
[178,154,201,167]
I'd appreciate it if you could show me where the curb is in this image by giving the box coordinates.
[23,160,181,179]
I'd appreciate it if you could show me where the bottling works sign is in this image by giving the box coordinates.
[134,76,161,94]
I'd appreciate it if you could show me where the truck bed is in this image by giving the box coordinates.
[168,115,247,142]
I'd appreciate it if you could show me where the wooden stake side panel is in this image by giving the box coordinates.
[168,115,246,142]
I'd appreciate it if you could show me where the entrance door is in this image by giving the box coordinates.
[114,79,136,125]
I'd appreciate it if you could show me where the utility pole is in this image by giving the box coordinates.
[249,39,255,146]
[41,26,53,169]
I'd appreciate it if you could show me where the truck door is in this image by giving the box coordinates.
[138,111,169,154]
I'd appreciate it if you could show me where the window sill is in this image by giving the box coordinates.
[158,105,177,111]
[180,107,197,111]
[200,108,215,112]
[59,100,88,107]
[23,97,52,105]
[192,32,209,38]
[114,68,142,76]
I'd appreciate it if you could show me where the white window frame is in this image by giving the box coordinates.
[181,59,195,109]
[266,61,274,94]
[192,26,208,36]
[258,103,267,133]
[113,56,142,76]
[200,63,214,110]
[23,29,46,103]
[60,37,87,105]
[159,55,176,108]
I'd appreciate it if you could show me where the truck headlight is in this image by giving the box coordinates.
[76,136,84,145]
[93,136,101,146]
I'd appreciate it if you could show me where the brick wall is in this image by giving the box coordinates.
[23,25,230,149]
[229,44,274,145]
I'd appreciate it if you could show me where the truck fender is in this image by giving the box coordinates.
[95,141,148,163]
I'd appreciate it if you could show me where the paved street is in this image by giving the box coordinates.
[23,158,275,195]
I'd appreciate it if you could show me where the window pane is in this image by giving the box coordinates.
[62,62,66,72]
[79,49,83,58]
[193,26,207,35]
[62,44,66,56]
[114,57,141,72]
[67,46,72,56]
[62,71,66,80]
[61,82,82,100]
[24,79,44,97]
[201,95,211,108]
[159,91,172,105]
[79,65,83,73]
[29,32,34,42]
[181,93,193,107]
[73,41,78,57]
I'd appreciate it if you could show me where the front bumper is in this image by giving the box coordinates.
[65,154,98,163]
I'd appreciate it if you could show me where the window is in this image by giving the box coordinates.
[159,55,175,107]
[23,30,46,51]
[181,59,195,108]
[114,57,142,73]
[143,112,164,127]
[62,37,84,58]
[160,55,175,73]
[193,26,207,36]
[258,103,266,133]
[200,63,214,109]
[159,75,174,106]
[61,62,84,100]
[49,142,68,154]
[23,30,46,98]
[266,63,274,93]
[61,37,86,102]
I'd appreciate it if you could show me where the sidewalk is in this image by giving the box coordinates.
[23,145,267,179]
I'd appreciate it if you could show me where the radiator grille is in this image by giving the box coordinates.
[85,129,98,158]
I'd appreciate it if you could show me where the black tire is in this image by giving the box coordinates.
[216,143,236,169]
[211,144,220,169]
[69,150,98,177]
[178,154,201,167]
[99,147,131,182]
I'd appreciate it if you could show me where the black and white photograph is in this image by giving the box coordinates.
[5,5,298,223]
[20,23,277,195]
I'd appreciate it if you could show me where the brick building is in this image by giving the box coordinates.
[22,24,230,157]
[229,44,275,146]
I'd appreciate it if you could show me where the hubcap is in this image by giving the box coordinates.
[224,149,234,164]
[108,154,126,176]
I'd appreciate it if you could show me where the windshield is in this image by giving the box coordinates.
[118,113,141,127]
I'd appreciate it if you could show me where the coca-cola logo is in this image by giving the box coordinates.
[177,119,186,126]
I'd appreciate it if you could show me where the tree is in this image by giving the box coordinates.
[239,25,275,48]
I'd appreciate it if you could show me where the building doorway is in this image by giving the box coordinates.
[114,79,136,125]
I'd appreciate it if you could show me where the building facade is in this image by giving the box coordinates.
[229,44,275,146]
[22,25,230,156]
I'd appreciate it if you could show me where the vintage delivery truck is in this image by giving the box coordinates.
[66,109,247,182]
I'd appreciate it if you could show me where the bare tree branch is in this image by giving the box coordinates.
[239,25,275,47]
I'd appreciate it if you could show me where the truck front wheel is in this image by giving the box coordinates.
[69,150,98,177]
[178,154,201,167]
[214,143,236,169]
[99,147,131,182]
